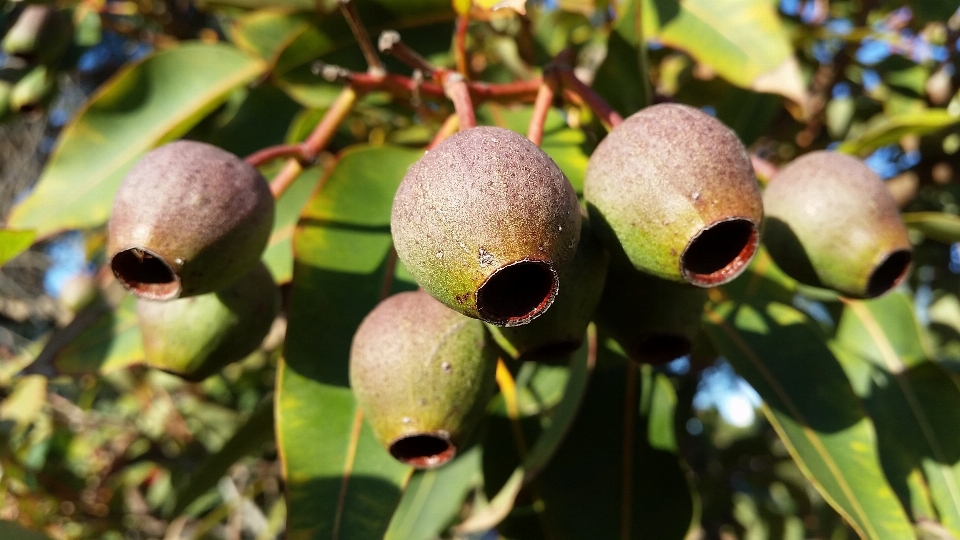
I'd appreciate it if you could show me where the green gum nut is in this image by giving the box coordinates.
[391,126,582,327]
[136,262,280,381]
[595,258,708,365]
[350,289,498,469]
[108,140,275,300]
[2,5,73,65]
[9,64,54,113]
[487,218,609,361]
[584,103,763,287]
[762,151,912,299]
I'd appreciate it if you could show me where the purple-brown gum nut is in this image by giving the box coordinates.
[136,261,280,381]
[487,218,609,360]
[584,103,763,287]
[108,140,274,300]
[390,126,582,327]
[762,151,912,299]
[595,258,708,365]
[349,290,498,469]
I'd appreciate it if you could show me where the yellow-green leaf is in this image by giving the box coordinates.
[7,42,266,237]
[838,109,960,156]
[0,229,34,266]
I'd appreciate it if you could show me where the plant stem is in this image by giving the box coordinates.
[337,0,384,75]
[429,113,460,149]
[245,144,309,169]
[267,87,358,198]
[378,31,436,76]
[527,76,556,145]
[454,15,469,76]
[443,72,476,130]
[557,68,622,130]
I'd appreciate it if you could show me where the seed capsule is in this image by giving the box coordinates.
[350,289,497,468]
[391,126,581,327]
[108,140,274,300]
[762,151,912,298]
[584,103,763,287]
[137,262,280,381]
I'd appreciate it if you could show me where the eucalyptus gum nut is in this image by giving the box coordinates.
[584,103,762,287]
[136,262,280,381]
[762,151,912,299]
[595,259,708,365]
[2,5,73,64]
[9,64,53,112]
[487,219,609,360]
[391,126,581,327]
[349,289,498,469]
[108,140,274,300]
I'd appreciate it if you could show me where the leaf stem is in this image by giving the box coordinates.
[378,31,436,76]
[337,0,384,75]
[556,67,622,130]
[443,72,476,130]
[429,113,460,149]
[266,87,358,198]
[454,15,469,76]
[527,75,557,146]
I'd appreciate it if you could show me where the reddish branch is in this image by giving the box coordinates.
[557,68,622,129]
[338,0,384,74]
[378,30,436,76]
[454,16,469,76]
[443,73,476,130]
[527,76,557,145]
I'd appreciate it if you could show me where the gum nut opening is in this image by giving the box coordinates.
[476,260,558,327]
[111,247,181,300]
[681,219,759,287]
[865,249,912,298]
[389,432,456,469]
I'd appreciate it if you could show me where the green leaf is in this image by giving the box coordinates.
[706,265,915,540]
[458,329,596,533]
[903,212,960,244]
[641,0,806,108]
[229,10,313,69]
[0,229,34,266]
[490,346,696,539]
[476,103,591,193]
[263,166,323,283]
[278,144,423,540]
[54,294,144,376]
[838,109,960,156]
[385,446,482,540]
[831,293,960,538]
[7,42,266,237]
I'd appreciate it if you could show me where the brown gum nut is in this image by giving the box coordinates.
[108,140,274,300]
[584,103,763,287]
[391,126,582,327]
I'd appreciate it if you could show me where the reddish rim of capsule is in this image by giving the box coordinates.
[111,247,182,300]
[476,259,558,327]
[389,432,456,469]
[680,218,759,287]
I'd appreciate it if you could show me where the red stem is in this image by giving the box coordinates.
[338,0,384,74]
[526,78,556,146]
[454,16,469,76]
[443,73,476,130]
[245,144,308,168]
[429,113,460,149]
[557,68,622,130]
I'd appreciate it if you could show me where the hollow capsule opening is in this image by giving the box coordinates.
[111,247,181,300]
[865,249,912,298]
[681,219,758,287]
[632,334,692,365]
[477,260,557,327]
[389,433,456,469]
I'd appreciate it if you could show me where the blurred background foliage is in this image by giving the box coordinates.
[3,0,960,538]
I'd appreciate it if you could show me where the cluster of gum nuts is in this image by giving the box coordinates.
[108,103,912,469]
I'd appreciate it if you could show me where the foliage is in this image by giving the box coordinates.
[2,0,960,539]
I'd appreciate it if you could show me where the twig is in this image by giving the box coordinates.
[337,0,384,75]
[526,76,557,145]
[378,31,435,76]
[454,16,469,76]
[443,72,476,130]
[245,144,309,169]
[268,87,358,198]
[556,67,622,130]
